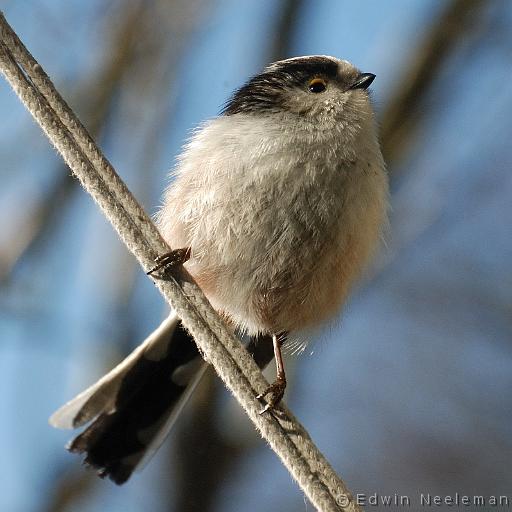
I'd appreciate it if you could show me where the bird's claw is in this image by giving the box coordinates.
[257,376,286,414]
[147,247,191,276]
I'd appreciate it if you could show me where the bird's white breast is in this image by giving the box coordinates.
[157,114,388,335]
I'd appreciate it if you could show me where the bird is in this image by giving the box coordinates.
[50,55,389,484]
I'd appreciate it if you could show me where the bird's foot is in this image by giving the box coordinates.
[147,247,191,276]
[257,375,286,414]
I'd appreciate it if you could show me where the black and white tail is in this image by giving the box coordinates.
[50,311,206,484]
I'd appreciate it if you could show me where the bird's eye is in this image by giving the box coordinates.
[308,77,327,93]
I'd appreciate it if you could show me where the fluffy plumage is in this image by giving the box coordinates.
[51,55,388,483]
[158,56,388,335]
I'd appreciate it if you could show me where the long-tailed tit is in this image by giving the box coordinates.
[50,55,389,484]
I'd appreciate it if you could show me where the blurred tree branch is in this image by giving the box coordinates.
[381,0,489,170]
[268,0,304,61]
[46,471,96,512]
[0,0,146,282]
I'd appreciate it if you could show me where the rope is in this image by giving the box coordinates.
[0,12,362,511]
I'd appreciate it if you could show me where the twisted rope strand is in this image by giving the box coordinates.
[0,12,361,512]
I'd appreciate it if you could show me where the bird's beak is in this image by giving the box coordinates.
[349,72,376,90]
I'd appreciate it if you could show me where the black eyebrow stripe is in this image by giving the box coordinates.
[221,57,339,116]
